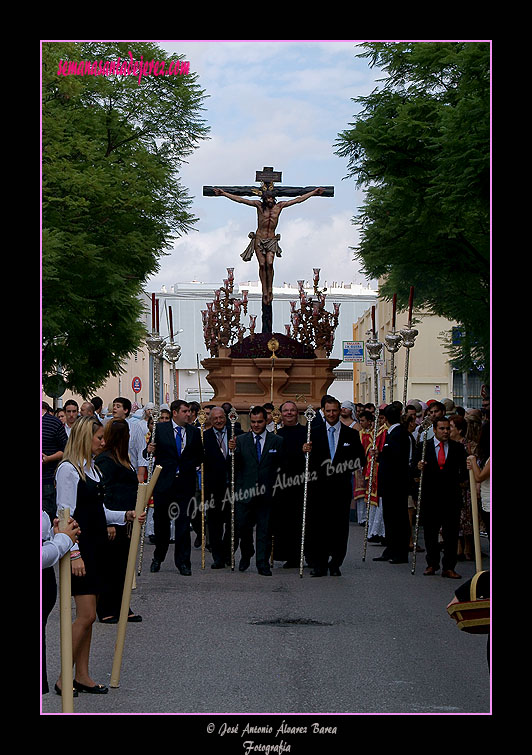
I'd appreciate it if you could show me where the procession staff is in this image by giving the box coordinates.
[300,404,316,577]
[362,307,383,561]
[411,417,432,575]
[136,425,157,576]
[229,408,238,571]
[110,466,160,688]
[198,407,207,570]
[468,466,483,574]
[267,338,281,566]
[58,507,74,713]
[197,354,207,569]
[401,287,418,407]
[136,417,155,576]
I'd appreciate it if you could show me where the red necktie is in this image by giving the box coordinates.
[437,442,446,469]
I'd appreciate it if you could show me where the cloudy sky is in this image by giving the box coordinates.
[147,40,384,293]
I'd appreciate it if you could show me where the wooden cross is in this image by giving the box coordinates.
[203,166,334,198]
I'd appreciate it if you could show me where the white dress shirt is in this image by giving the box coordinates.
[172,420,187,452]
[325,420,342,458]
[214,427,228,457]
[127,417,148,471]
[252,429,267,456]
[433,436,449,461]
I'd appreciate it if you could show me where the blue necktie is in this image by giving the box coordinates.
[328,425,336,460]
[255,434,262,462]
[175,426,182,456]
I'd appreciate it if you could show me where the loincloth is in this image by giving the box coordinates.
[241,232,282,262]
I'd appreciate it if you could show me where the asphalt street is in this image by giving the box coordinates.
[41,522,490,720]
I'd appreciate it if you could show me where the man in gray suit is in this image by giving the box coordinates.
[228,405,284,576]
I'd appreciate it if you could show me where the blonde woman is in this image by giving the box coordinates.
[54,416,144,695]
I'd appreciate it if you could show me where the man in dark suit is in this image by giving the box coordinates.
[310,394,336,430]
[304,397,366,577]
[414,417,468,578]
[202,406,243,568]
[228,405,283,576]
[373,404,413,565]
[145,400,203,575]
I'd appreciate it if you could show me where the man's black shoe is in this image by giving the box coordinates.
[329,567,342,576]
[211,561,225,569]
[310,568,326,577]
[238,558,250,572]
[178,565,192,576]
[389,558,408,564]
[373,556,389,562]
[150,559,161,572]
[257,566,272,576]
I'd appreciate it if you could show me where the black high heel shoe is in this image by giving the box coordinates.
[73,680,108,694]
[54,683,79,697]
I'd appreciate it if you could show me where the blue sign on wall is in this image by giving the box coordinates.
[343,341,364,362]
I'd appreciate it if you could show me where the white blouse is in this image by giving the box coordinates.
[55,460,128,551]
[41,511,72,569]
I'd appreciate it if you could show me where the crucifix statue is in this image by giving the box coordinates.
[203,167,333,334]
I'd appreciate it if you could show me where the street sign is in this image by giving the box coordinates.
[343,341,364,363]
[132,376,142,393]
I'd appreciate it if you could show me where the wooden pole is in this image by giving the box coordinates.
[110,466,162,688]
[469,469,483,574]
[57,507,74,713]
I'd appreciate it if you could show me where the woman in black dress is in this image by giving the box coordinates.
[55,417,143,695]
[95,418,142,623]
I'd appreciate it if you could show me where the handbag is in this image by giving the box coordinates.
[447,570,490,635]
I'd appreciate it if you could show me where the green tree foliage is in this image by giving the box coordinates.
[42,42,209,396]
[335,42,490,371]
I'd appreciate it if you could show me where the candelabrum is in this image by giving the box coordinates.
[287,270,340,355]
[202,268,250,356]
